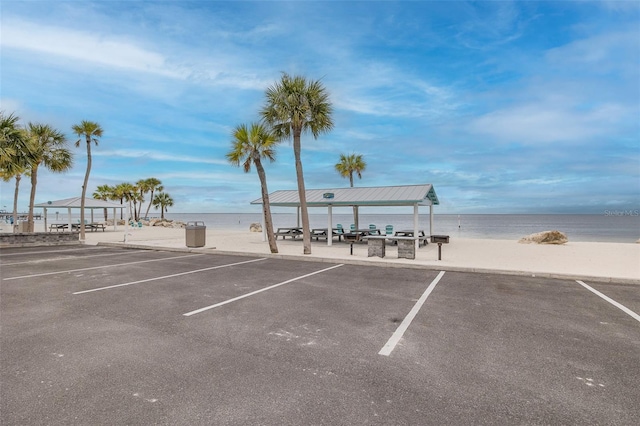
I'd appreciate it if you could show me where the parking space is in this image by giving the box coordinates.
[1,246,638,425]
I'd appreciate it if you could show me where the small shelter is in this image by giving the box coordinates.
[35,197,126,232]
[251,184,439,247]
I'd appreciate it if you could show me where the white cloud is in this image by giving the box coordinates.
[0,98,24,115]
[94,149,227,165]
[1,19,188,79]
[467,103,628,145]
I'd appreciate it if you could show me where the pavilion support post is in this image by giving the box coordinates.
[430,204,434,236]
[414,204,419,252]
[43,208,48,232]
[113,208,118,231]
[327,205,333,247]
[67,208,72,232]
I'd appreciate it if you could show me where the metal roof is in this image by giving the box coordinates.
[251,184,438,207]
[35,197,126,209]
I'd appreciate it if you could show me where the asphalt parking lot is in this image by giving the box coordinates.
[1,245,639,425]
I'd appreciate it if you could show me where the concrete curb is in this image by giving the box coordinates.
[96,241,640,285]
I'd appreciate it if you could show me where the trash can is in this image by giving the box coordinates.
[186,221,206,248]
[18,221,30,233]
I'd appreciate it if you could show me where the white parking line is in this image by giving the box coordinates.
[0,246,103,257]
[73,258,267,294]
[379,270,446,356]
[1,250,146,266]
[3,253,205,281]
[576,280,640,323]
[183,264,344,316]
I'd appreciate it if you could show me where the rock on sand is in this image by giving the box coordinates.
[519,230,568,245]
[249,223,262,232]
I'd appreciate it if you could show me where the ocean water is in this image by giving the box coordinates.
[153,213,640,243]
[32,212,639,243]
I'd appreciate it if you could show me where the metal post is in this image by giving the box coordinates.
[350,243,353,255]
[413,204,419,252]
[327,205,333,247]
[438,243,442,260]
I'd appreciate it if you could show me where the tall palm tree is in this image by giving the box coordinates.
[0,112,21,165]
[135,179,149,221]
[261,72,334,254]
[335,153,367,228]
[227,122,279,253]
[152,192,173,220]
[93,184,114,221]
[0,113,34,231]
[25,123,73,232]
[72,120,103,240]
[143,178,163,220]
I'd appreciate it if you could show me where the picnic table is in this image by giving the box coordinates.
[49,223,69,232]
[343,228,381,242]
[87,223,106,232]
[274,227,303,240]
[311,228,343,241]
[50,223,106,232]
[395,229,429,246]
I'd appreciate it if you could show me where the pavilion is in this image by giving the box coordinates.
[251,183,439,247]
[35,197,126,232]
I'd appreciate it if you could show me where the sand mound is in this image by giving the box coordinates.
[519,230,568,245]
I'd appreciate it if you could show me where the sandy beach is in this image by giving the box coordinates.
[8,222,629,284]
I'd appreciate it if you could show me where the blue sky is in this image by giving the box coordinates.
[1,1,638,214]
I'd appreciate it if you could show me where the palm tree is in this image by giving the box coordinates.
[152,192,173,220]
[72,120,103,240]
[25,123,73,232]
[142,178,163,220]
[117,182,137,222]
[93,184,114,221]
[335,153,367,228]
[227,123,279,253]
[0,113,34,231]
[0,112,21,165]
[261,72,334,254]
[112,182,131,220]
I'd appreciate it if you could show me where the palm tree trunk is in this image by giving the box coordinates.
[255,158,278,254]
[28,165,38,233]
[80,138,92,240]
[12,175,21,233]
[293,131,311,254]
[349,173,358,229]
[144,190,154,219]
